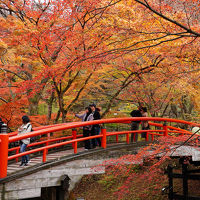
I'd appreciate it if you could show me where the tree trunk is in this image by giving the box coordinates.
[47,92,55,123]
[28,99,39,115]
[57,92,67,123]
[55,109,61,123]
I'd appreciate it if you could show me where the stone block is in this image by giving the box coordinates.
[5,188,41,200]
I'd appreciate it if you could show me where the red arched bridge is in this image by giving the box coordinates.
[0,117,199,179]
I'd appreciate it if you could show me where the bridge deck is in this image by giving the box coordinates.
[7,147,86,175]
[7,142,128,176]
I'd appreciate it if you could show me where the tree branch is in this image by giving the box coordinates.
[135,0,200,37]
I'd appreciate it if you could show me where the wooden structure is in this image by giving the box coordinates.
[167,157,200,200]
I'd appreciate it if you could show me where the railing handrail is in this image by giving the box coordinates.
[8,122,80,137]
[8,117,199,143]
[7,129,191,161]
[8,128,191,154]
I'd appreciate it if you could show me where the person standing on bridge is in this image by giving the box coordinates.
[130,107,142,142]
[90,103,101,148]
[75,107,93,150]
[140,107,149,139]
[18,115,32,166]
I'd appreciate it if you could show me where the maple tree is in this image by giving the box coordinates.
[0,0,119,124]
[0,1,199,198]
[106,0,200,52]
[0,0,199,127]
[92,0,200,119]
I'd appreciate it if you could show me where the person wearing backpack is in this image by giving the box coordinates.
[130,108,142,142]
[18,115,32,166]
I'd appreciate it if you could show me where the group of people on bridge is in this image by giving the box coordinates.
[130,106,149,142]
[75,104,150,149]
[75,103,101,150]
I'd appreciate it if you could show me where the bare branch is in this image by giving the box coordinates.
[0,96,8,103]
[135,0,200,37]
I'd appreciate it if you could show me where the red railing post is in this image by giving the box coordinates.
[0,123,9,178]
[16,148,19,162]
[126,133,129,144]
[116,134,119,143]
[145,131,149,142]
[74,141,77,154]
[45,141,49,154]
[151,133,154,141]
[46,133,50,154]
[72,128,77,149]
[101,126,107,149]
[43,148,47,163]
[163,122,168,137]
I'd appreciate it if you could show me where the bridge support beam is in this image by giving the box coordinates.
[57,175,70,200]
[41,175,70,200]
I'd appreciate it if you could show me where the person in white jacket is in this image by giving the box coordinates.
[18,115,32,166]
[75,107,93,150]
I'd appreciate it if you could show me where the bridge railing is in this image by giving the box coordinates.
[0,117,199,178]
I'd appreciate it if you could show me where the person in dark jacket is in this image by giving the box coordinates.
[75,107,93,150]
[90,104,101,148]
[130,108,142,142]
